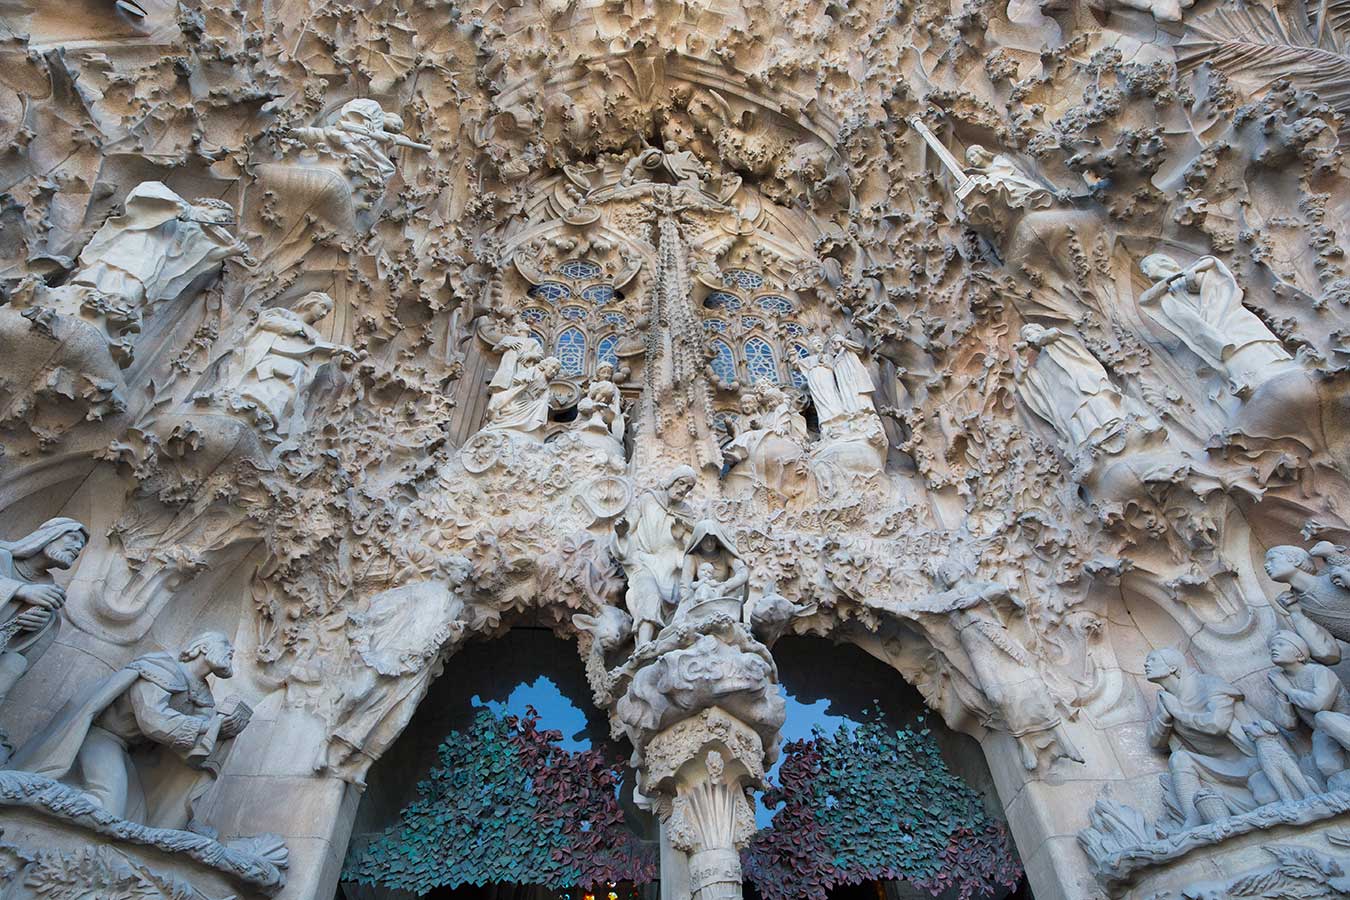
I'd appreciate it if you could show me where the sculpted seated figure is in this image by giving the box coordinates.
[722,383,809,495]
[7,633,248,834]
[219,292,357,438]
[0,519,88,713]
[1016,324,1127,456]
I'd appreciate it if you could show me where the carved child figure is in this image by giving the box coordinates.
[1268,629,1350,790]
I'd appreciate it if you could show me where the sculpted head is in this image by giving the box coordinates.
[808,335,825,354]
[442,554,473,587]
[1020,323,1048,345]
[697,561,716,582]
[665,465,697,502]
[739,392,761,415]
[594,361,615,383]
[1265,545,1314,582]
[1144,647,1187,685]
[382,112,405,134]
[181,632,235,678]
[1140,253,1181,282]
[1269,630,1310,667]
[296,292,335,325]
[540,356,562,380]
[10,519,89,571]
[965,145,994,168]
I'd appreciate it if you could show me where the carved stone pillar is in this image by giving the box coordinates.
[643,707,764,900]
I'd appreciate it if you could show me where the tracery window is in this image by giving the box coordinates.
[699,271,803,387]
[519,260,630,378]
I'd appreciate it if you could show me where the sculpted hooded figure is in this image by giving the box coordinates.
[0,518,88,710]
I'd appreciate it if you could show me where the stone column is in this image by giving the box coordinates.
[643,707,764,900]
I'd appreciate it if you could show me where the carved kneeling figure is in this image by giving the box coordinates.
[6,632,248,835]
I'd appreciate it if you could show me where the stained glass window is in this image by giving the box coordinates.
[741,316,765,332]
[557,327,586,376]
[597,333,620,369]
[558,260,603,280]
[709,340,737,383]
[704,319,727,333]
[530,330,547,349]
[783,322,806,338]
[724,269,764,290]
[521,307,548,324]
[560,305,588,321]
[704,291,743,311]
[756,295,793,316]
[582,284,616,305]
[529,282,571,303]
[744,337,778,384]
[602,313,628,327]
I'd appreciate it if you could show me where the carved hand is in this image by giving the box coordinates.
[15,583,66,610]
[13,608,51,631]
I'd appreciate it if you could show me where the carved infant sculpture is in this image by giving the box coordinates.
[7,632,248,835]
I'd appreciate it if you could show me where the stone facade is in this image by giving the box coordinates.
[0,0,1349,898]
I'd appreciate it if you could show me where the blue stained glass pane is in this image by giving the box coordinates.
[530,330,547,349]
[744,336,778,384]
[724,269,764,290]
[704,291,743,311]
[557,327,586,376]
[709,340,737,383]
[560,305,588,321]
[558,260,603,280]
[528,282,572,303]
[582,284,615,305]
[790,342,809,388]
[602,313,628,327]
[756,295,793,316]
[704,319,727,333]
[520,307,548,324]
[597,333,619,369]
[783,322,806,337]
[741,316,765,331]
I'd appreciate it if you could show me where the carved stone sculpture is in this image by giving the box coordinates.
[1016,324,1127,455]
[318,557,472,786]
[612,467,698,647]
[722,382,809,497]
[481,331,562,441]
[0,518,89,714]
[1139,254,1295,396]
[217,292,356,438]
[7,632,246,834]
[1143,648,1302,829]
[958,145,1056,235]
[793,334,876,425]
[47,183,248,365]
[1268,628,1350,790]
[910,578,1083,770]
[575,361,626,456]
[282,99,428,211]
[1265,543,1350,642]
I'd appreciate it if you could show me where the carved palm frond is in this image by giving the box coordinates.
[1179,0,1350,138]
